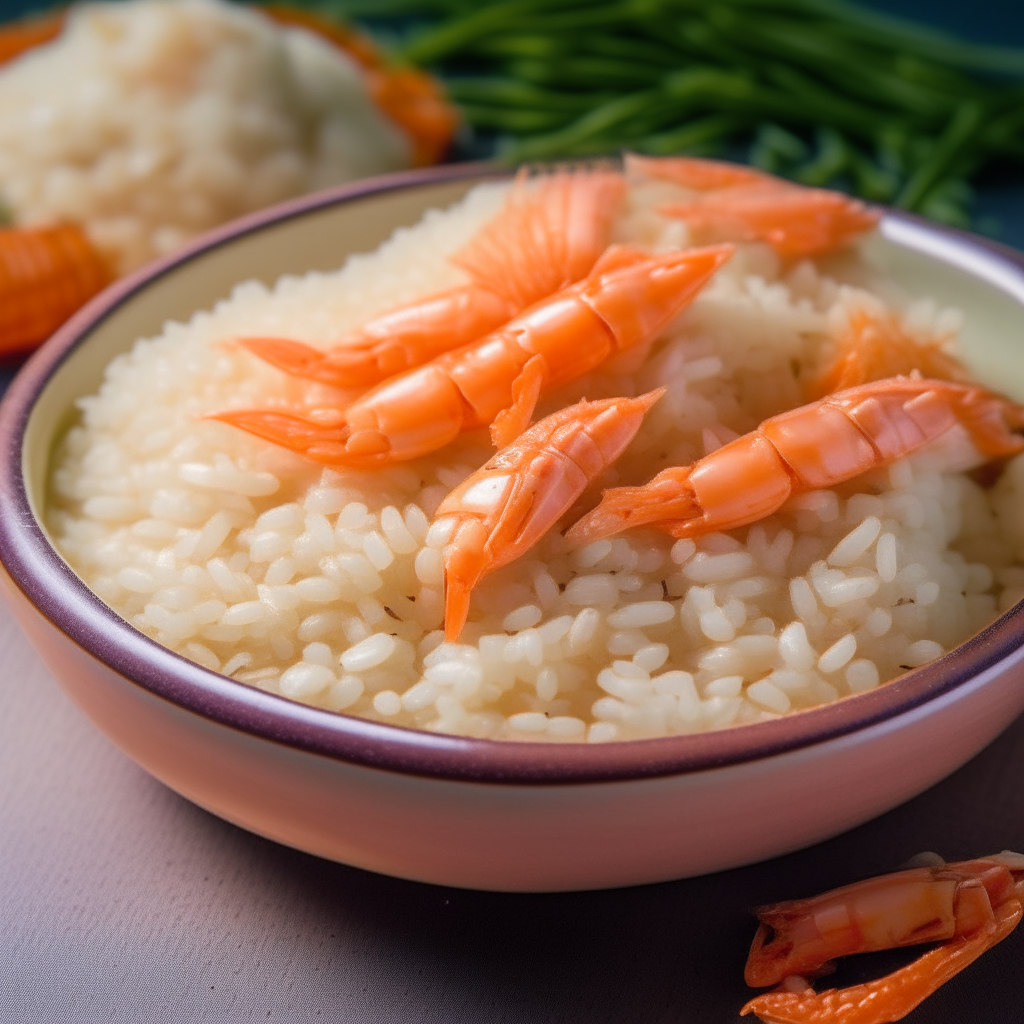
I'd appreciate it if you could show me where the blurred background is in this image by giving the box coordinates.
[0,0,1015,374]
[0,0,1020,241]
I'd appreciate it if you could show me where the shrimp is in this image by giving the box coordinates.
[808,306,968,400]
[627,153,771,191]
[627,154,879,259]
[566,378,1024,545]
[238,168,627,389]
[0,223,112,356]
[211,243,733,468]
[741,851,1024,1024]
[434,390,664,640]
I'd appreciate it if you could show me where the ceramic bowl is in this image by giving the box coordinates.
[2,164,1024,893]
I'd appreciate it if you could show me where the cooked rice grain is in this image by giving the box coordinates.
[47,178,1024,742]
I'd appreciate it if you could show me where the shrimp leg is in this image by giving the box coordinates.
[568,378,1024,545]
[434,390,664,640]
[808,306,968,400]
[212,244,732,468]
[239,168,626,389]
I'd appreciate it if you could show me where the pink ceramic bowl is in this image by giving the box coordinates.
[2,164,1024,892]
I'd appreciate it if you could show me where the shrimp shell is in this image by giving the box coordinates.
[568,378,1024,545]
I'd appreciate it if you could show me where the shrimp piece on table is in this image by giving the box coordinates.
[567,377,1024,545]
[627,154,879,259]
[238,167,627,389]
[212,243,732,468]
[741,851,1024,1024]
[0,224,112,355]
[808,306,968,400]
[434,390,664,640]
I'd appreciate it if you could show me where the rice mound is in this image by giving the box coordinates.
[0,0,410,274]
[47,178,1024,743]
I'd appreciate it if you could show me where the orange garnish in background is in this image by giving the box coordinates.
[0,6,458,166]
[0,224,112,355]
[262,5,459,166]
[0,11,63,66]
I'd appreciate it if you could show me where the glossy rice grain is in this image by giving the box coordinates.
[47,176,1024,742]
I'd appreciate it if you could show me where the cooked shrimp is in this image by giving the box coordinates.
[435,390,664,640]
[212,243,733,468]
[809,306,968,399]
[627,154,879,258]
[627,153,770,191]
[741,852,1024,1024]
[567,378,1024,545]
[0,223,112,355]
[239,168,626,389]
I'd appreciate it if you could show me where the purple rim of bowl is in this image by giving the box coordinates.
[1,162,1023,786]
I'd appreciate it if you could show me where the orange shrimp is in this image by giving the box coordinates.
[0,224,112,356]
[626,154,879,259]
[239,168,627,389]
[808,306,968,400]
[435,390,664,640]
[741,852,1024,1024]
[566,377,1024,545]
[212,243,733,468]
[627,153,771,191]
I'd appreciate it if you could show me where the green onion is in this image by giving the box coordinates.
[294,0,1024,228]
[896,102,984,210]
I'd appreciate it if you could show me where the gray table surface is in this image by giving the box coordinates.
[4,592,1024,1023]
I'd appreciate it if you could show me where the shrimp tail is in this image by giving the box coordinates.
[452,167,626,308]
[206,409,368,464]
[239,337,340,385]
[566,467,699,545]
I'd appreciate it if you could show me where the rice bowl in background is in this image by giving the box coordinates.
[0,0,443,274]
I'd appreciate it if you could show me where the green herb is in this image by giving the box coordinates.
[304,0,1024,228]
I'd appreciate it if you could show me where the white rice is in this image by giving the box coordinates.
[0,0,410,273]
[47,176,1024,742]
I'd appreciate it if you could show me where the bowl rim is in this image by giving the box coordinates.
[2,161,1024,785]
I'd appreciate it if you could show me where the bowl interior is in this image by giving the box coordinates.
[11,172,1024,780]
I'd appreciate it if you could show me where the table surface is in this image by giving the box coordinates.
[2,0,1024,1021]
